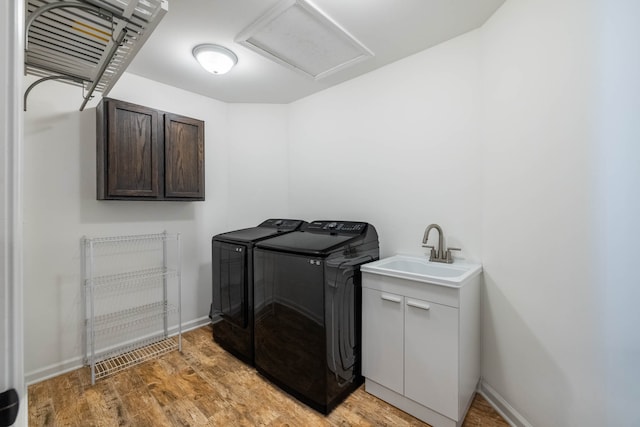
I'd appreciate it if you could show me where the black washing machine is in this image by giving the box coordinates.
[210,219,305,365]
[253,220,379,414]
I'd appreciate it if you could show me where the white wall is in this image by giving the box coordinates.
[226,103,290,228]
[480,0,640,425]
[287,0,635,425]
[480,1,604,426]
[597,1,640,425]
[22,73,289,380]
[288,31,483,261]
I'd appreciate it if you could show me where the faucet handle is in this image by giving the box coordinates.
[422,245,437,261]
[445,247,461,263]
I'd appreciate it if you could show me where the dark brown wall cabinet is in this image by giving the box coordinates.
[97,98,205,201]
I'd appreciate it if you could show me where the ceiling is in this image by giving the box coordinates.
[126,0,505,104]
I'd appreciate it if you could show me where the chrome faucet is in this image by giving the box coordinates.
[422,223,461,263]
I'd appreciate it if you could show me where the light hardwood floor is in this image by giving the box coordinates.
[28,325,509,426]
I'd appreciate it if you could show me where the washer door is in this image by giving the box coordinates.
[212,241,248,328]
[253,249,326,408]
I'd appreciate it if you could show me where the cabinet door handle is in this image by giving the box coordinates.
[406,300,431,310]
[381,294,402,303]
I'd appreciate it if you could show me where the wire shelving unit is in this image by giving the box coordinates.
[82,231,181,384]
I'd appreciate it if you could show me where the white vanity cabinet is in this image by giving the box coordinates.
[361,260,480,427]
[404,294,459,418]
[362,289,404,393]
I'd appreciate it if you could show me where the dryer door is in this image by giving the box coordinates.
[212,241,248,328]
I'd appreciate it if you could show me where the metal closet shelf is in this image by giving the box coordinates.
[24,0,168,111]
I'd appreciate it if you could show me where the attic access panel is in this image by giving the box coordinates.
[24,0,167,110]
[236,0,373,80]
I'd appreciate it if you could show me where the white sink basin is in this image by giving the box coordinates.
[361,255,482,287]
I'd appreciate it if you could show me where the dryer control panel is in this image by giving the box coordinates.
[304,221,368,235]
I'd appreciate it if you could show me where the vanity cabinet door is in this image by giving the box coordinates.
[362,288,404,394]
[404,297,459,420]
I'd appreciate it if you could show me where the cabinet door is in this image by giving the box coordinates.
[102,100,159,198]
[164,114,204,200]
[362,288,404,394]
[404,297,459,420]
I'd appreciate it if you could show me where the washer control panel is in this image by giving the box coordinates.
[304,221,368,235]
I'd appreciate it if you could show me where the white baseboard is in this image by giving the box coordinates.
[25,356,85,386]
[170,316,212,335]
[477,379,533,427]
[25,316,212,385]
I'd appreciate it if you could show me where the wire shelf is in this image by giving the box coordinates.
[91,302,178,334]
[94,336,178,380]
[25,0,168,110]
[83,231,182,384]
[85,232,179,244]
[87,267,178,289]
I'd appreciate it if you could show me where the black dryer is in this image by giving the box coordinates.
[210,218,305,365]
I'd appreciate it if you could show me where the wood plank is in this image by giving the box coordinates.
[82,380,131,427]
[163,398,209,426]
[27,325,510,427]
[118,387,170,425]
[48,371,89,426]
[136,359,184,408]
[109,368,147,396]
[462,394,510,427]
[28,380,55,427]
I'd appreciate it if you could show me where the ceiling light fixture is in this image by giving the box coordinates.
[192,44,238,75]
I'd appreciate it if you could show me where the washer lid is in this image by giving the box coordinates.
[215,227,285,243]
[214,219,305,243]
[255,231,356,255]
